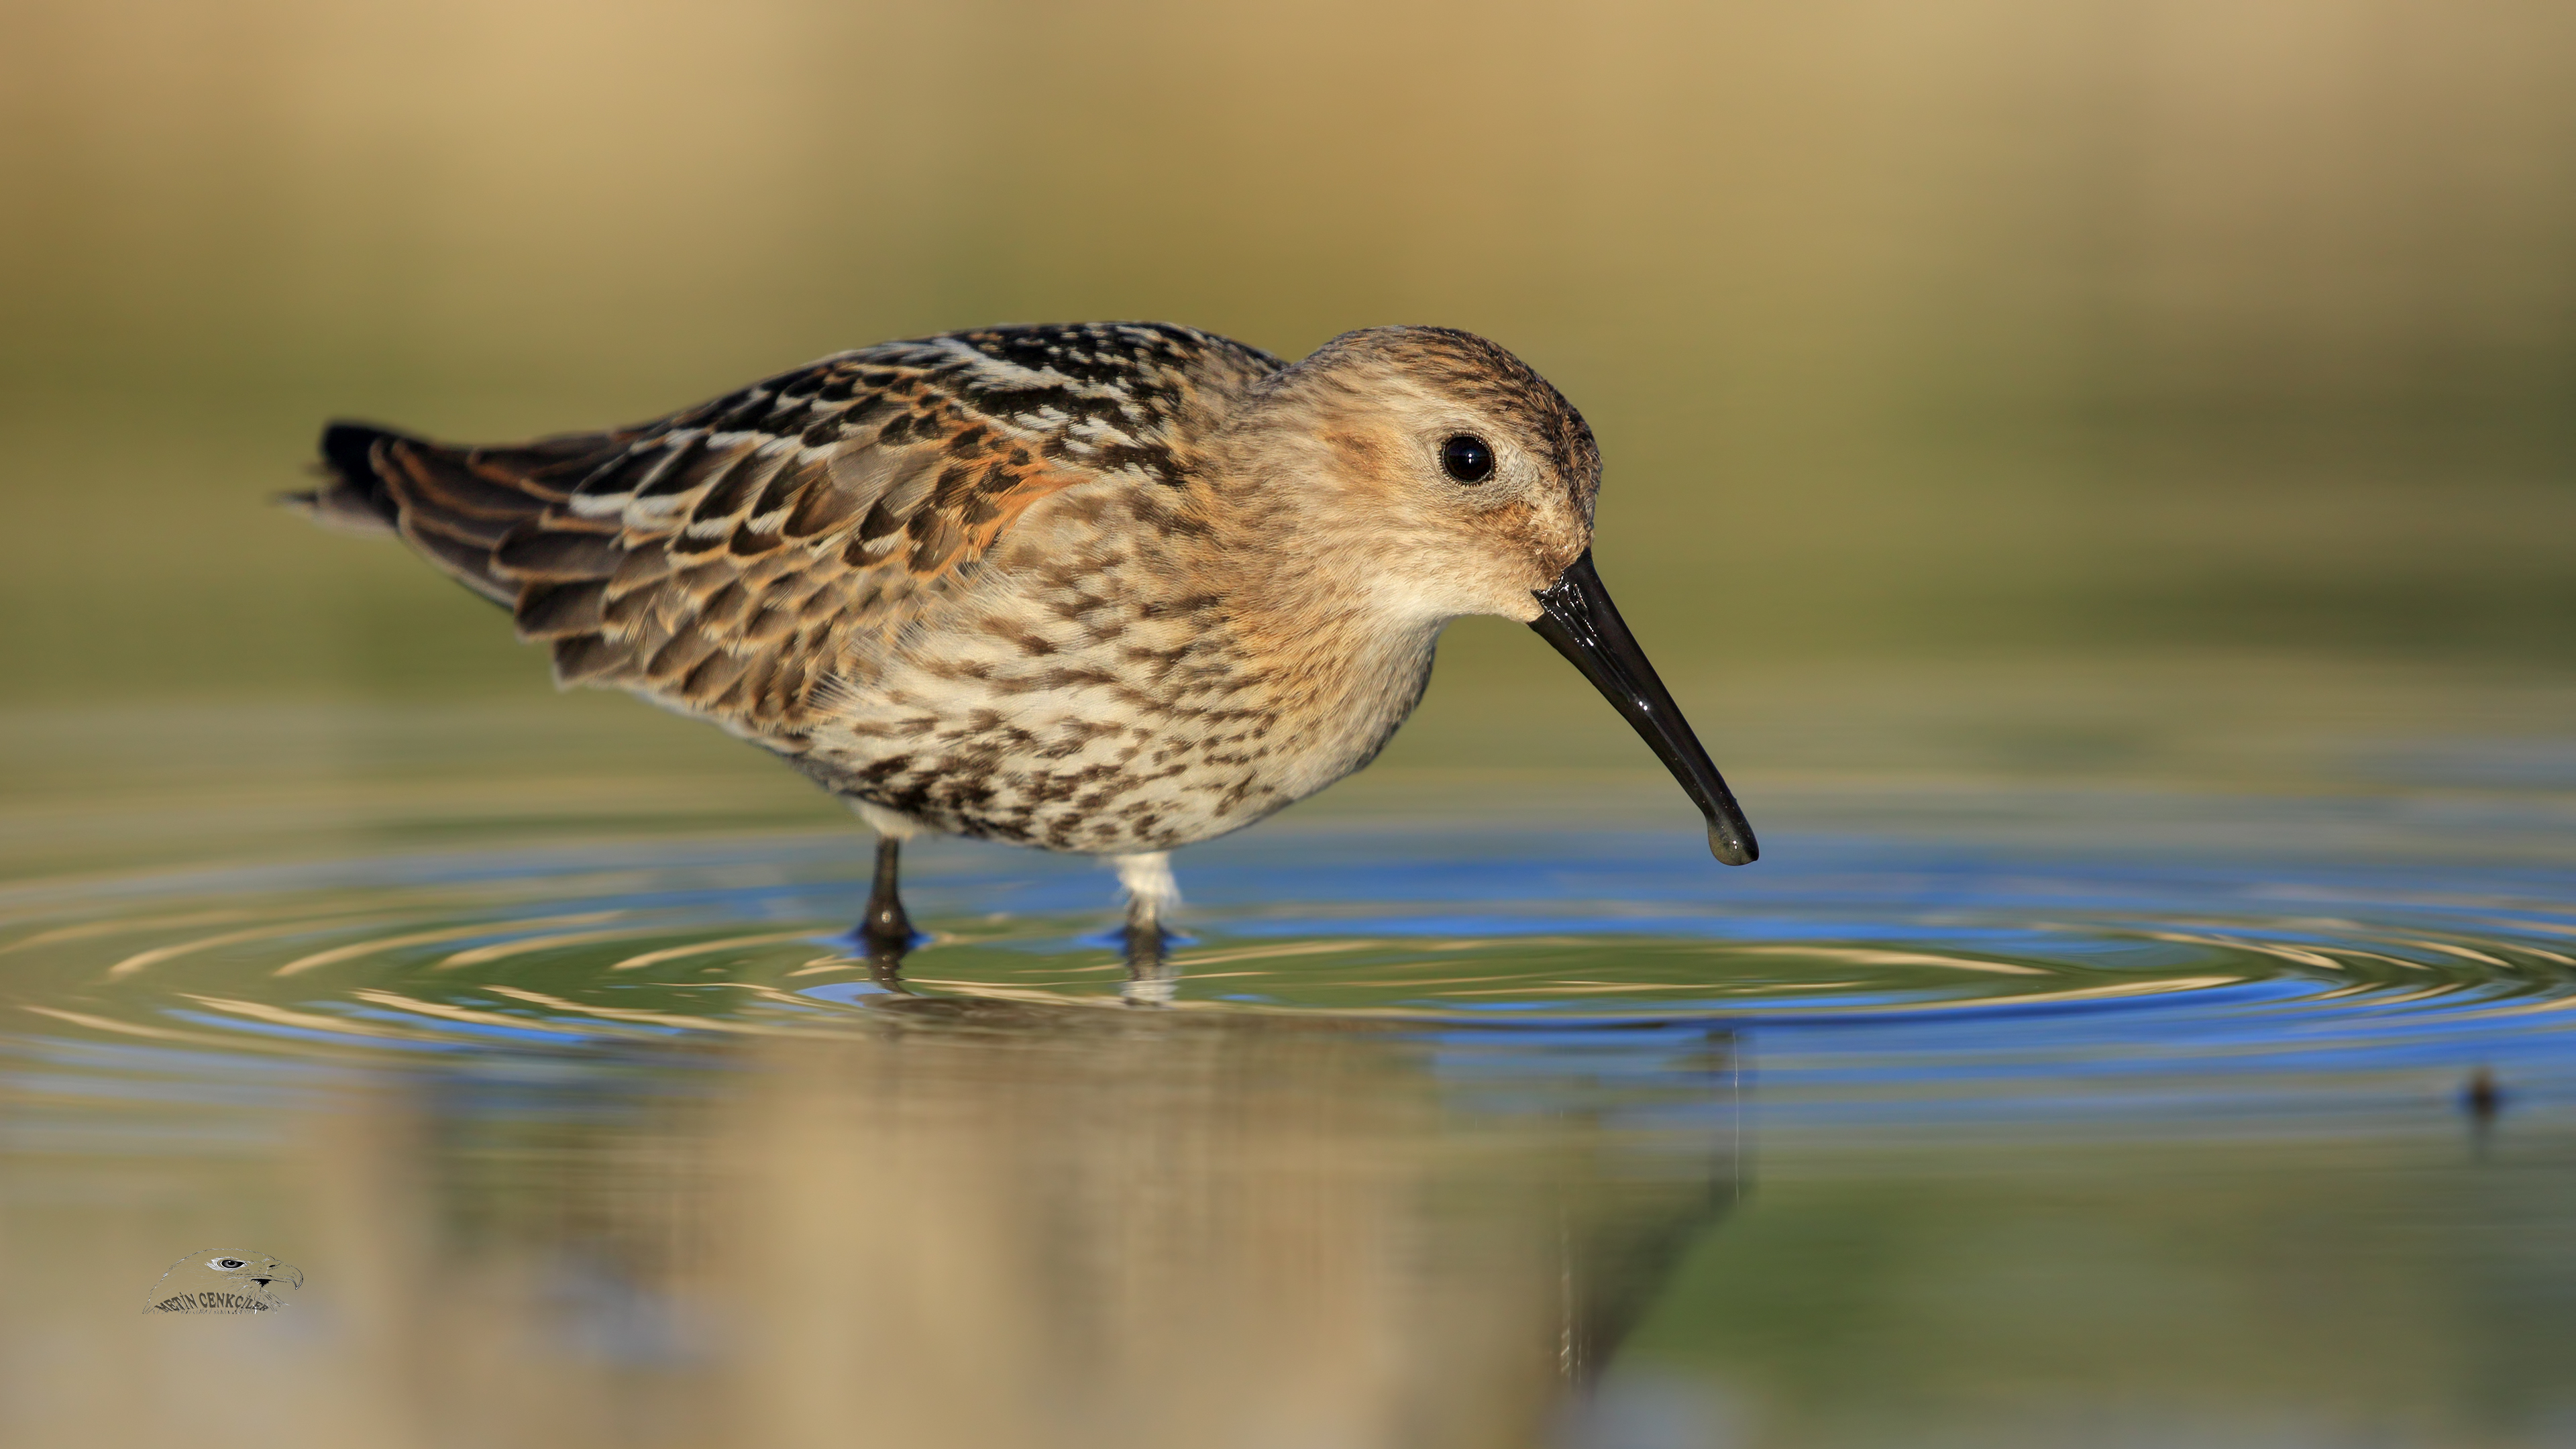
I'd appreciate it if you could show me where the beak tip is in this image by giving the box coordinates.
[1534,552,1760,869]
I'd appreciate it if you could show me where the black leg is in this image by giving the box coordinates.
[859,835,915,971]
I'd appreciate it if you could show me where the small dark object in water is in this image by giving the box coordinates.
[2463,1066,2503,1123]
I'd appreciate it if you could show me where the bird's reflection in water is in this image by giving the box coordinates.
[280,963,1739,1449]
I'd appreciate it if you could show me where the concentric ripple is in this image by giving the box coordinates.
[5,822,2570,1125]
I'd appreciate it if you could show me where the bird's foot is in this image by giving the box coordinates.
[1112,852,1179,1007]
[858,922,916,985]
[856,833,917,982]
[1120,918,1175,1007]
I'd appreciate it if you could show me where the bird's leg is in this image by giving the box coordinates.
[858,834,916,975]
[1113,852,1179,1006]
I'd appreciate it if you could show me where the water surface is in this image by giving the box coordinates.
[4,693,2573,1448]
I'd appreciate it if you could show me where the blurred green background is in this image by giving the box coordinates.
[3,0,2570,755]
[4,12,2573,1443]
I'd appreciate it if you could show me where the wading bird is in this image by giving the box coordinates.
[298,323,1756,982]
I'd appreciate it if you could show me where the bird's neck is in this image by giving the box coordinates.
[1192,481,1448,798]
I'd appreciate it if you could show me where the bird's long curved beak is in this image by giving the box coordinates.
[1529,551,1758,865]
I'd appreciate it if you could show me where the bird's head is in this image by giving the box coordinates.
[1239,325,1600,622]
[1232,326,1758,865]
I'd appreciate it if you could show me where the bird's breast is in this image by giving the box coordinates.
[800,587,1441,855]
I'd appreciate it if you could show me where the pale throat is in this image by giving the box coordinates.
[1259,606,1446,799]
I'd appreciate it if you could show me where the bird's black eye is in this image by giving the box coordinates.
[1440,434,1495,484]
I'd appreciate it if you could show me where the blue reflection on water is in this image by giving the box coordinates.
[1,805,2568,1132]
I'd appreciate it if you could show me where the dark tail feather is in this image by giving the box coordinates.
[281,422,416,537]
[290,419,539,604]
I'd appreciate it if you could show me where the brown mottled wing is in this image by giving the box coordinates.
[308,323,1281,748]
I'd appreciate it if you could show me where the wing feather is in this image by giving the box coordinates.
[305,323,1281,747]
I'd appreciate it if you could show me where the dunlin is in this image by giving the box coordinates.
[298,323,1756,973]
